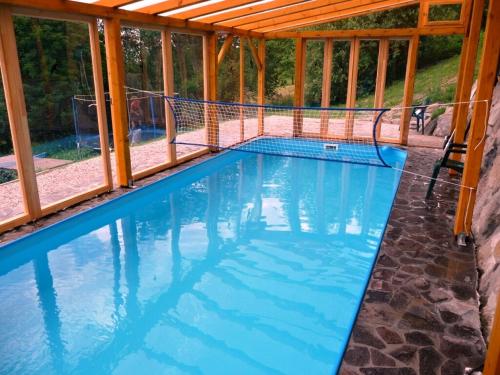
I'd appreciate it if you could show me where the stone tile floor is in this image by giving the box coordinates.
[0,146,484,375]
[339,148,485,375]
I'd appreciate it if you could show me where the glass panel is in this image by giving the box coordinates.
[303,40,324,135]
[327,41,351,137]
[172,33,205,159]
[14,16,107,208]
[353,40,379,138]
[265,39,295,106]
[428,3,462,22]
[0,76,25,223]
[217,35,239,103]
[380,40,410,139]
[121,27,166,175]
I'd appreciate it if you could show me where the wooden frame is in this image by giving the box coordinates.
[0,6,115,233]
[454,0,500,235]
[420,0,466,26]
[345,38,360,139]
[399,35,420,145]
[320,39,333,136]
[0,5,41,221]
[162,29,176,165]
[257,39,265,135]
[293,38,306,137]
[204,32,219,149]
[104,17,133,187]
[374,38,389,139]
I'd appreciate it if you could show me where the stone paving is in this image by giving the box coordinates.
[339,147,485,375]
[0,145,481,375]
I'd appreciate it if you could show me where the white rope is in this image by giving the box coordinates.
[390,166,475,191]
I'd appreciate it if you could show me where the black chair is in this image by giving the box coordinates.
[411,106,427,134]
[425,120,471,199]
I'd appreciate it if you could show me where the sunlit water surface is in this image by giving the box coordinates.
[0,146,405,374]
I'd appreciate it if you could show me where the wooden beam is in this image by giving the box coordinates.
[229,0,367,28]
[484,294,500,375]
[320,39,333,136]
[217,34,234,67]
[169,0,260,20]
[454,0,500,235]
[103,17,132,187]
[162,29,176,163]
[264,25,465,39]
[399,35,419,145]
[257,39,265,136]
[0,0,264,38]
[239,38,245,142]
[293,38,306,137]
[204,32,219,149]
[0,5,41,219]
[126,0,206,14]
[374,38,389,139]
[202,0,306,25]
[244,37,262,71]
[89,20,113,190]
[450,0,484,148]
[345,38,360,139]
[240,0,418,32]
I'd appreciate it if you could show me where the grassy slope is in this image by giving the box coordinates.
[356,53,461,108]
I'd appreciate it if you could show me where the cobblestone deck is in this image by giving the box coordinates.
[340,147,485,375]
[0,146,484,375]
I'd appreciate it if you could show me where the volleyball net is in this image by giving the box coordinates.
[165,96,390,167]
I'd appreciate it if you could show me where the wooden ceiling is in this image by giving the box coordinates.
[79,0,420,33]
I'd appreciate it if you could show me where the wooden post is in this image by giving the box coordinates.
[162,29,176,163]
[449,0,485,158]
[89,20,113,189]
[217,34,233,67]
[293,37,306,137]
[484,294,500,375]
[257,38,265,136]
[239,37,245,142]
[345,37,360,139]
[0,6,41,219]
[374,38,389,139]
[454,0,500,235]
[399,35,419,145]
[103,17,132,187]
[203,32,218,149]
[320,38,333,136]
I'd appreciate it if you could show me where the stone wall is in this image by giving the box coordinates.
[473,80,500,338]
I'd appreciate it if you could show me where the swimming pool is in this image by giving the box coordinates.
[0,140,406,374]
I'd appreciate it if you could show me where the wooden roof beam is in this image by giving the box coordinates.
[249,0,418,33]
[196,0,307,25]
[217,34,234,66]
[121,0,206,14]
[263,25,465,39]
[221,0,348,28]
[167,0,261,20]
[0,0,264,38]
[243,37,262,70]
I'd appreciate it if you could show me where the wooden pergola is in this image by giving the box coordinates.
[0,0,497,240]
[0,0,499,371]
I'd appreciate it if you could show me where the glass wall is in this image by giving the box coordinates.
[0,77,25,224]
[172,33,205,159]
[14,16,109,209]
[121,26,166,175]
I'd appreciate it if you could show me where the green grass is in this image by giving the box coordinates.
[356,53,462,108]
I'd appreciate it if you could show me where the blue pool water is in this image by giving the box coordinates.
[0,142,406,374]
